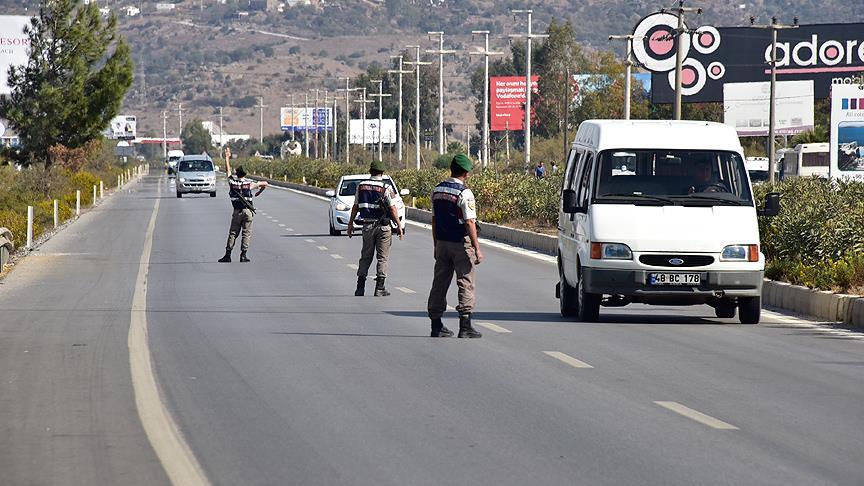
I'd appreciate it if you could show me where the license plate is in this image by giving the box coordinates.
[649,273,701,285]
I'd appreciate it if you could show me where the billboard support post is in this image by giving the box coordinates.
[750,16,799,184]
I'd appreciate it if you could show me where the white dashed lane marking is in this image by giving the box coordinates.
[543,351,593,369]
[347,264,359,270]
[446,305,456,311]
[286,228,294,232]
[654,401,739,430]
[476,322,512,333]
[395,287,416,294]
[330,254,343,260]
[317,246,328,251]
[278,224,285,227]
[305,239,316,243]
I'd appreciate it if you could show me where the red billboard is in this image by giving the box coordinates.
[490,76,539,132]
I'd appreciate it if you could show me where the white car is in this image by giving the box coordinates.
[326,174,409,236]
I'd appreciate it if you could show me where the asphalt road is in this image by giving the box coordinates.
[1,171,863,486]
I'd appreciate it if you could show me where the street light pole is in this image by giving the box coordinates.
[608,34,642,120]
[663,1,702,120]
[338,77,353,164]
[312,89,320,158]
[406,45,432,170]
[369,79,392,163]
[162,110,167,160]
[470,30,503,169]
[388,55,413,165]
[427,32,456,155]
[510,9,548,169]
[256,96,267,146]
[354,88,374,156]
[290,93,296,141]
[218,106,224,148]
[304,93,310,158]
[750,15,799,184]
[323,90,330,160]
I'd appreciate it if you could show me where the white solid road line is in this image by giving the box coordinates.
[395,287,416,294]
[330,254,343,260]
[543,351,594,369]
[477,322,512,333]
[129,179,210,485]
[654,401,739,430]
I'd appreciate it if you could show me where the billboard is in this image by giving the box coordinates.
[280,107,332,132]
[349,119,395,145]
[0,16,30,95]
[106,115,137,140]
[631,13,864,103]
[723,80,814,137]
[830,83,864,179]
[490,76,538,132]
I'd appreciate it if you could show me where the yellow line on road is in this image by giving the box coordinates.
[543,351,593,369]
[654,401,739,430]
[129,178,210,485]
[477,322,512,333]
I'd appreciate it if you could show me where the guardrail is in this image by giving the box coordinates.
[253,175,863,329]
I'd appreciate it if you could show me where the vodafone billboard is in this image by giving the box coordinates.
[490,76,538,132]
[0,16,31,95]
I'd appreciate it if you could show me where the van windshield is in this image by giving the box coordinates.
[178,159,213,172]
[593,150,753,206]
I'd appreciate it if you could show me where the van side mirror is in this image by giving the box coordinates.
[758,192,780,217]
[562,189,584,214]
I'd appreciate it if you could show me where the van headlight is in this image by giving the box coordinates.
[721,244,759,262]
[179,177,186,182]
[591,242,632,260]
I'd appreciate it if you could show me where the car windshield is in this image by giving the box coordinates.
[178,160,213,172]
[593,149,753,206]
[339,178,397,197]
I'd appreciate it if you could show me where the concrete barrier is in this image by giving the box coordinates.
[0,227,14,268]
[263,177,864,328]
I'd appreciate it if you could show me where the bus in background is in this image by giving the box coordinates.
[779,143,829,179]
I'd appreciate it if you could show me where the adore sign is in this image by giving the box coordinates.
[631,14,864,103]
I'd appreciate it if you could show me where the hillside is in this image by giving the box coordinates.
[1,1,858,141]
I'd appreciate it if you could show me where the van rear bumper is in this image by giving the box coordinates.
[583,268,763,302]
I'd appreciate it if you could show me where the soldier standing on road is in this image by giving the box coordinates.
[427,154,484,338]
[218,157,267,263]
[347,160,404,297]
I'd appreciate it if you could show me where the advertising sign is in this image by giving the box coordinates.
[631,13,864,103]
[349,119,396,145]
[830,83,864,179]
[490,76,539,132]
[106,115,137,140]
[0,16,30,95]
[723,80,814,136]
[280,107,332,132]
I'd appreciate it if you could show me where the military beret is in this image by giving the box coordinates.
[370,159,386,172]
[451,153,473,172]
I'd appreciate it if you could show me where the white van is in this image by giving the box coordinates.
[556,120,780,324]
[779,143,829,179]
[166,149,185,175]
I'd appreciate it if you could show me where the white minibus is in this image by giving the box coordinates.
[556,120,779,324]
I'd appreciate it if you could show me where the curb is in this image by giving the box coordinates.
[254,176,863,329]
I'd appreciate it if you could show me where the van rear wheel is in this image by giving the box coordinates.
[577,266,601,322]
[738,296,761,324]
[558,261,579,317]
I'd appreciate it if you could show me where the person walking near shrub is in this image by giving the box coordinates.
[218,158,267,263]
[534,162,546,178]
[347,160,404,297]
[427,154,484,338]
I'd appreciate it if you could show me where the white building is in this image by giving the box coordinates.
[124,6,141,17]
[202,121,250,147]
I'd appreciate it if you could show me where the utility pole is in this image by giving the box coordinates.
[369,79,392,163]
[354,88,374,155]
[256,96,267,146]
[290,93,296,141]
[337,77,358,164]
[510,9,548,169]
[332,94,341,161]
[388,55,413,165]
[663,1,702,120]
[218,106,224,148]
[608,34,642,120]
[323,90,330,160]
[427,32,456,155]
[178,103,183,136]
[311,89,320,158]
[162,110,168,160]
[470,30,503,169]
[750,15,799,184]
[406,45,432,170]
[304,93,310,158]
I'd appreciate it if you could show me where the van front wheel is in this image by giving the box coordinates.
[738,296,761,324]
[559,264,579,318]
[577,266,601,322]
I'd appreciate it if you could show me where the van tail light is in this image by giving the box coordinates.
[748,244,759,262]
[590,242,602,259]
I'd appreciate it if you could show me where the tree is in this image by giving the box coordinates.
[181,120,213,155]
[533,20,590,139]
[0,0,133,167]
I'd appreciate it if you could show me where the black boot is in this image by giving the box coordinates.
[354,276,366,296]
[457,314,482,339]
[374,277,390,297]
[218,248,232,263]
[239,251,250,262]
[430,318,454,338]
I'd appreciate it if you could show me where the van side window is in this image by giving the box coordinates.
[563,149,579,189]
[577,152,595,206]
[569,149,586,192]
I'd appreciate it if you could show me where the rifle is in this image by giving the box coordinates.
[229,177,256,214]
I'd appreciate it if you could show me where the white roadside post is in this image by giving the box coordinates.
[26,206,33,249]
[93,185,97,205]
[100,181,104,199]
[53,199,58,228]
[76,190,81,216]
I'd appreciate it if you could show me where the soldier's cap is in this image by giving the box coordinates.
[235,165,247,177]
[369,159,386,172]
[451,153,473,172]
